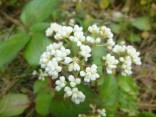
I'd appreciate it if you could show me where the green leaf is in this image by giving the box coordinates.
[24,33,51,66]
[118,90,138,116]
[50,84,102,117]
[131,17,151,31]
[0,33,30,68]
[33,79,50,94]
[118,76,138,96]
[128,33,141,42]
[30,22,50,33]
[21,0,57,26]
[34,79,53,115]
[118,76,139,116]
[138,112,156,117]
[92,46,105,75]
[99,0,110,9]
[99,75,118,116]
[36,92,52,115]
[110,24,122,34]
[0,93,30,117]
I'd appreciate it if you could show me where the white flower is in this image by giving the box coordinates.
[121,56,132,76]
[45,23,61,37]
[64,87,85,104]
[111,44,141,75]
[70,32,85,46]
[46,42,63,55]
[73,25,83,33]
[95,38,101,44]
[99,26,113,39]
[45,27,53,37]
[103,54,119,74]
[88,24,99,34]
[86,36,101,44]
[97,108,106,117]
[79,45,92,61]
[80,64,99,82]
[54,26,73,40]
[68,75,81,87]
[112,44,126,54]
[126,46,141,65]
[55,76,66,91]
[69,19,75,26]
[54,46,71,62]
[50,23,62,32]
[45,59,62,79]
[64,57,80,71]
[86,36,95,44]
[40,42,72,79]
[106,38,115,49]
[39,51,51,68]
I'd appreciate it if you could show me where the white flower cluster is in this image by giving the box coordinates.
[45,23,61,37]
[103,43,141,75]
[88,24,115,50]
[80,64,99,82]
[103,54,119,74]
[64,57,80,72]
[39,22,141,104]
[41,23,103,104]
[64,87,85,104]
[39,42,70,79]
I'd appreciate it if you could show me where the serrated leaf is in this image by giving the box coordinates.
[131,17,151,31]
[118,76,138,96]
[21,0,57,26]
[50,84,102,117]
[24,33,51,66]
[99,75,118,116]
[118,89,138,116]
[36,92,52,115]
[0,93,30,117]
[118,76,139,116]
[0,33,30,68]
[92,46,105,75]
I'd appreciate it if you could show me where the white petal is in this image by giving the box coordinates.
[55,86,61,91]
[64,57,73,64]
[84,77,90,82]
[68,75,74,81]
[70,82,76,87]
[60,76,65,81]
[74,63,80,71]
[68,63,74,72]
[75,78,81,84]
[80,71,86,77]
[55,80,61,85]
